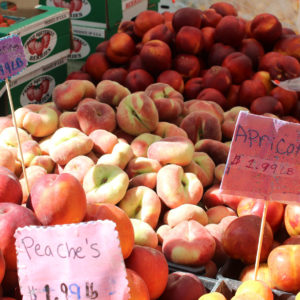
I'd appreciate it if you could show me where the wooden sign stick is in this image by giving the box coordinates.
[5,78,29,195]
[253,200,269,280]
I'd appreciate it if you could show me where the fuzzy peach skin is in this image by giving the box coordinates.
[0,147,15,172]
[29,155,55,173]
[96,80,130,107]
[52,79,96,111]
[144,83,184,121]
[63,155,95,184]
[130,133,162,157]
[49,127,94,166]
[116,92,159,136]
[162,220,216,266]
[83,164,129,205]
[156,164,203,209]
[157,224,172,244]
[0,115,13,133]
[97,141,134,170]
[183,152,215,188]
[164,204,208,228]
[29,173,87,225]
[59,111,81,130]
[89,129,118,155]
[147,136,194,166]
[15,104,58,138]
[130,218,159,249]
[0,127,32,159]
[17,140,42,167]
[153,122,187,138]
[76,99,116,135]
[119,186,161,229]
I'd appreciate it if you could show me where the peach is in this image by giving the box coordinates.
[164,204,208,228]
[259,52,300,81]
[274,34,300,61]
[106,32,135,64]
[49,127,93,165]
[17,140,42,168]
[284,204,300,236]
[172,7,202,32]
[140,40,172,76]
[95,40,109,53]
[59,111,80,130]
[202,9,222,27]
[175,26,203,55]
[0,115,12,133]
[239,38,265,70]
[142,24,173,45]
[133,10,164,37]
[196,88,227,109]
[222,215,273,264]
[221,106,249,140]
[127,55,144,71]
[162,220,216,266]
[157,224,172,244]
[203,66,232,94]
[201,26,216,52]
[250,13,282,46]
[29,173,86,225]
[184,152,215,187]
[156,164,203,208]
[77,99,116,135]
[235,280,274,300]
[125,157,161,179]
[0,147,15,172]
[125,245,168,299]
[226,84,240,109]
[222,52,253,84]
[89,129,118,155]
[15,104,58,138]
[153,122,187,138]
[214,163,225,183]
[96,80,130,107]
[117,92,159,136]
[66,70,92,81]
[250,96,284,116]
[270,86,298,115]
[195,139,230,165]
[52,79,96,111]
[130,219,158,248]
[130,133,161,157]
[85,52,110,82]
[157,70,184,94]
[252,70,273,93]
[126,268,150,300]
[183,77,204,100]
[83,164,129,205]
[206,205,236,224]
[119,186,161,229]
[124,69,154,92]
[215,16,245,47]
[145,83,184,121]
[173,54,201,79]
[159,271,206,300]
[199,292,227,300]
[102,67,128,86]
[0,203,40,271]
[238,79,267,107]
[147,136,194,166]
[180,111,222,144]
[208,42,235,66]
[202,184,224,208]
[210,2,237,16]
[85,203,134,259]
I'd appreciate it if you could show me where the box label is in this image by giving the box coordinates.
[68,35,90,60]
[220,111,300,203]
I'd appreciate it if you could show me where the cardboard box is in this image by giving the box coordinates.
[121,0,148,21]
[39,0,123,29]
[157,0,176,13]
[0,52,68,115]
[0,3,71,72]
[68,22,118,61]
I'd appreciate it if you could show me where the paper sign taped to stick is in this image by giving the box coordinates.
[0,34,27,81]
[220,111,300,203]
[15,220,129,300]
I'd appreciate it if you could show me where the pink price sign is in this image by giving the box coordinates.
[15,220,129,300]
[0,34,27,80]
[220,111,300,203]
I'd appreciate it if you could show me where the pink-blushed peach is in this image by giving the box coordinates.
[203,66,232,94]
[102,68,128,86]
[202,9,222,27]
[206,205,237,224]
[157,224,172,244]
[0,147,15,172]
[59,111,80,130]
[89,129,118,155]
[210,2,237,16]
[208,42,235,66]
[126,157,161,179]
[124,69,155,93]
[183,77,204,100]
[202,26,216,52]
[173,54,202,79]
[196,88,227,109]
[17,140,42,167]
[153,122,187,138]
[130,133,162,157]
[156,70,184,94]
[85,52,110,82]
[172,7,202,32]
[29,155,55,174]
[175,26,203,55]
[156,164,203,209]
[142,24,174,45]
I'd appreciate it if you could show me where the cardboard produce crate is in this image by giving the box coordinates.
[0,53,68,115]
[0,2,70,72]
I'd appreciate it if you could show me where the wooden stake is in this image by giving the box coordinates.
[5,78,29,195]
[253,200,269,280]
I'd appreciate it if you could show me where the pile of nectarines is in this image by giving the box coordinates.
[1,1,300,299]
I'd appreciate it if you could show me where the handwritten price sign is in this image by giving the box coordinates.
[0,34,27,81]
[15,220,129,300]
[220,111,300,203]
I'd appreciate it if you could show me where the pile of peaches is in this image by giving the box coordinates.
[1,1,300,300]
